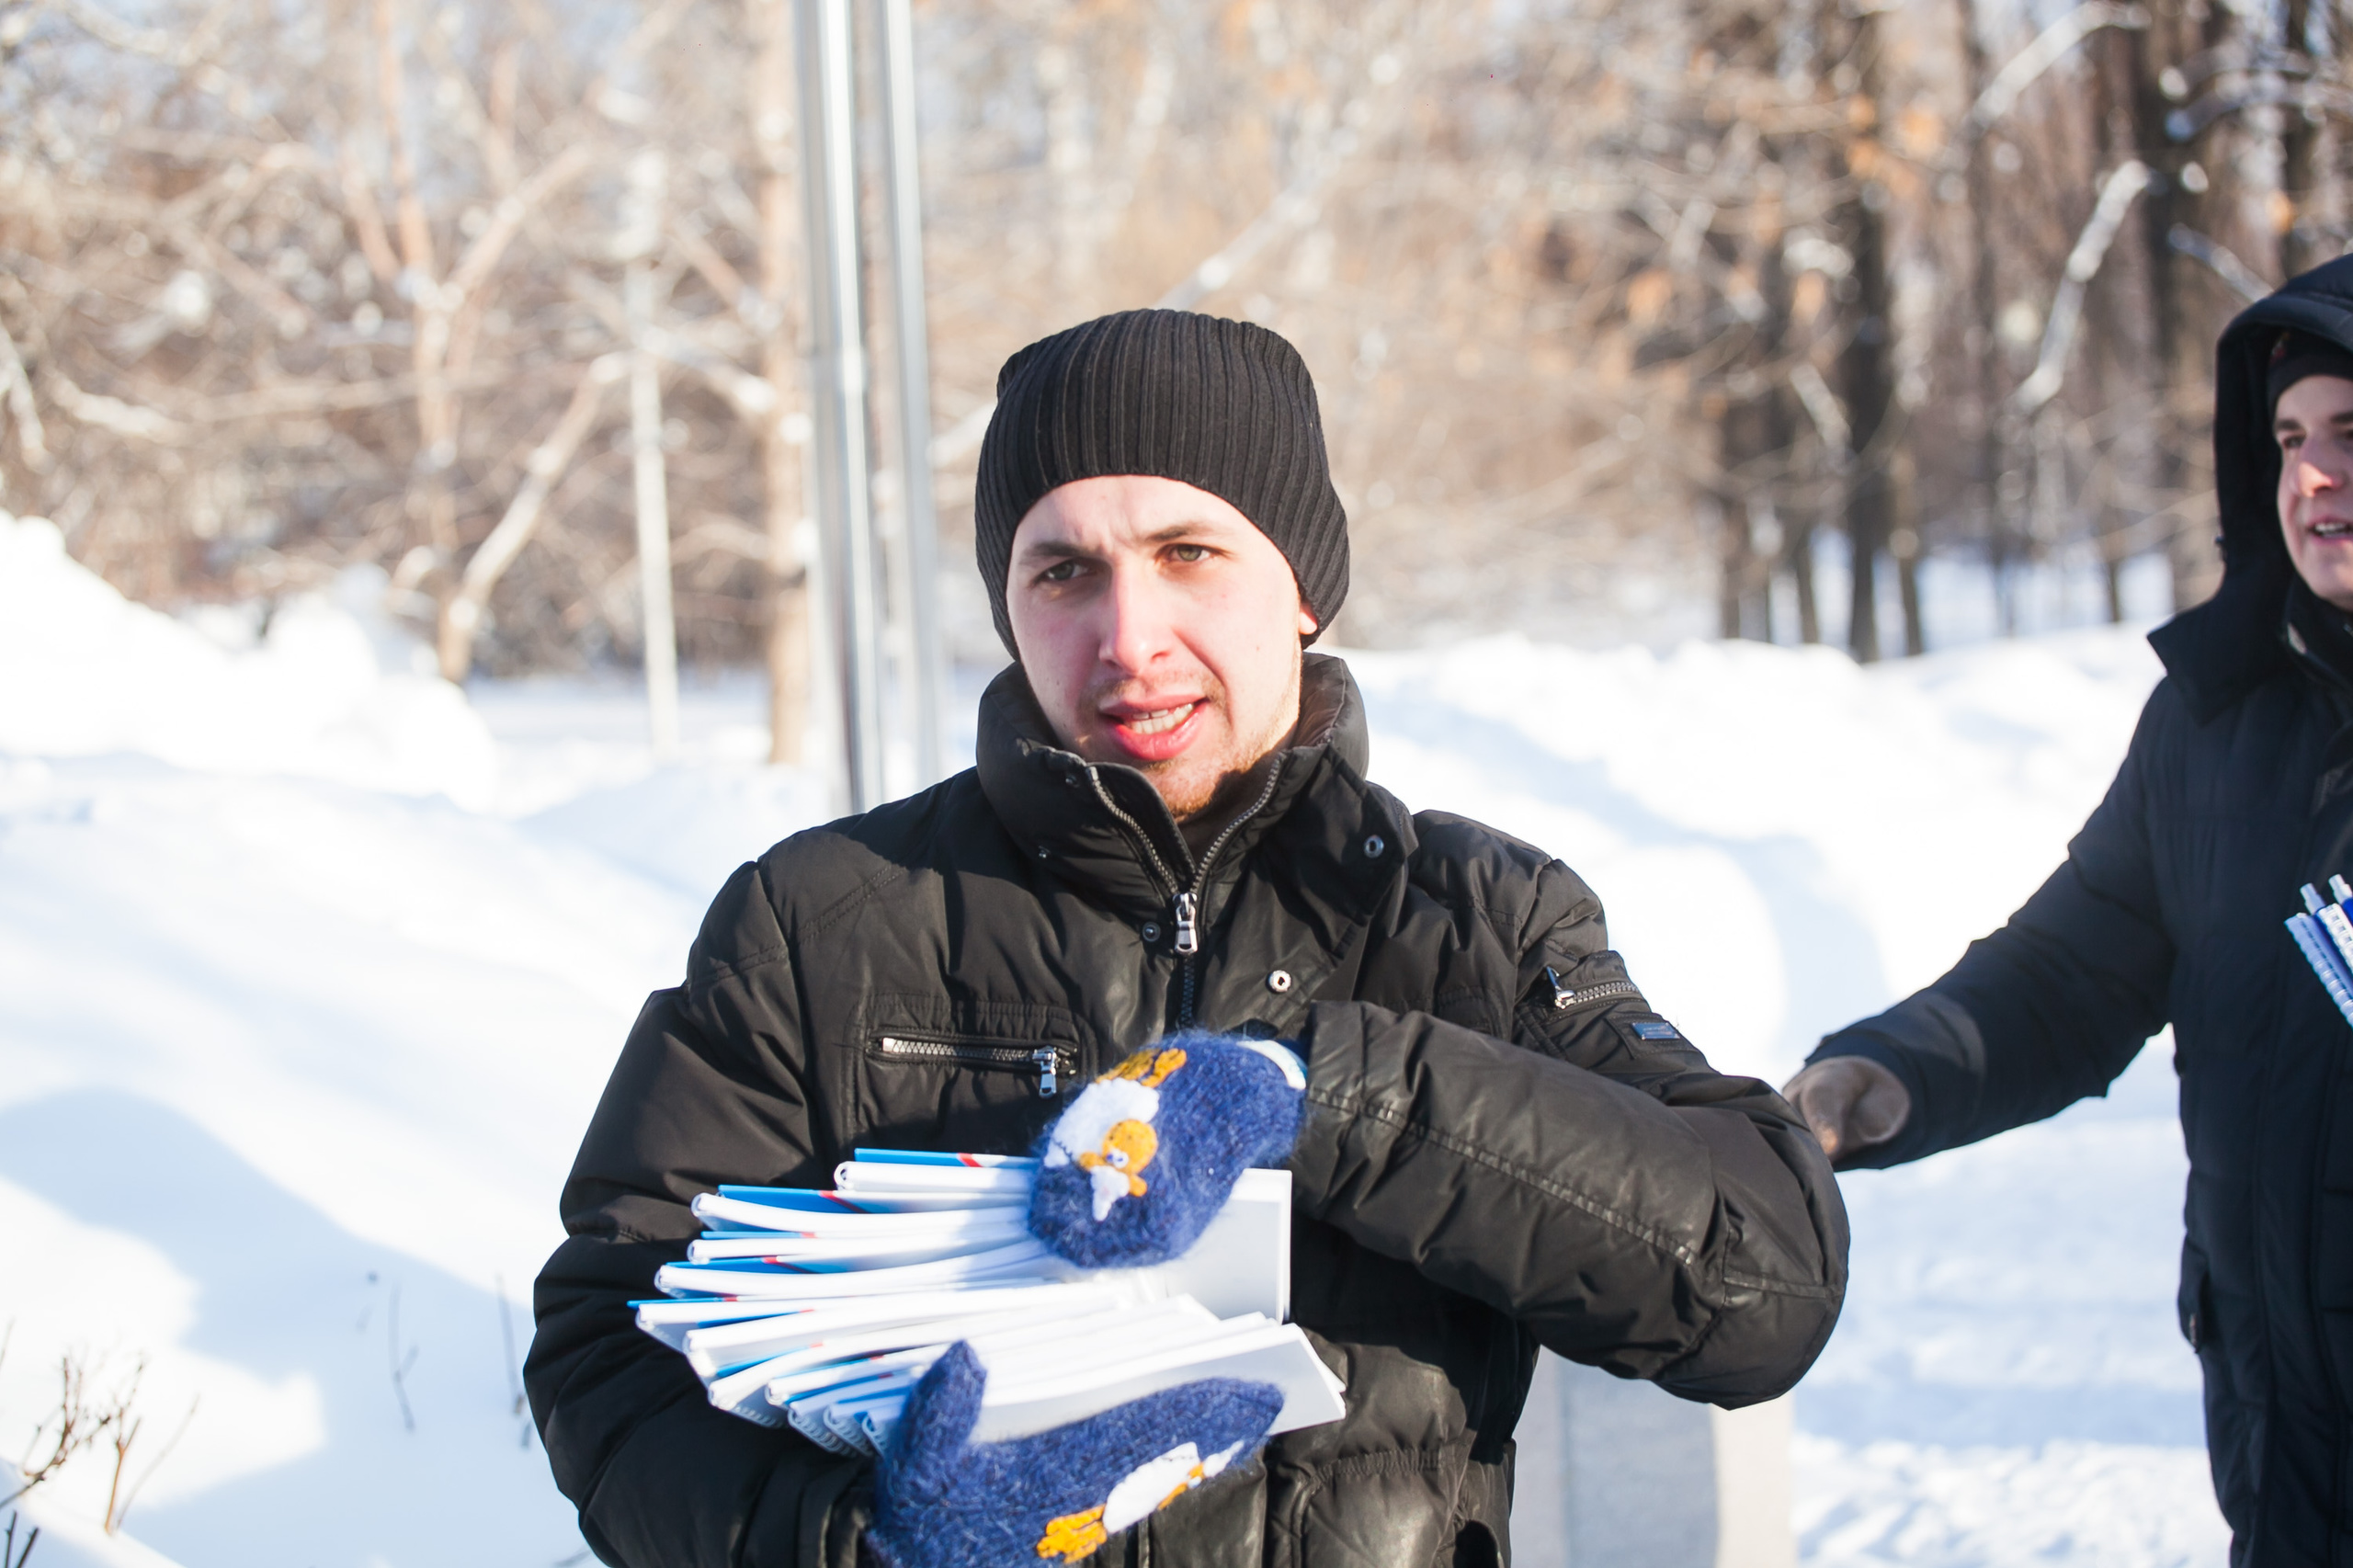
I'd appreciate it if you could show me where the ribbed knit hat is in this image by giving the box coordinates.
[974,310,1350,655]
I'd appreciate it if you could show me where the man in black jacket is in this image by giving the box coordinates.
[1788,257,2353,1567]
[528,309,1847,1568]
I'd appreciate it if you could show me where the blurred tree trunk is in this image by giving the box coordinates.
[1956,0,2015,634]
[2088,13,2138,625]
[752,0,810,767]
[2280,0,2321,278]
[2118,0,2233,611]
[1893,445,1925,655]
[1826,2,1900,662]
[1716,238,1799,642]
[375,0,456,571]
[1716,494,1754,640]
[1788,520,1822,644]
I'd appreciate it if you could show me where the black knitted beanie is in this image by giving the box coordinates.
[973,310,1349,655]
[2269,329,2353,413]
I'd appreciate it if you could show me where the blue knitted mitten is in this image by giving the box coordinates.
[866,1342,1284,1568]
[1027,1032,1306,1268]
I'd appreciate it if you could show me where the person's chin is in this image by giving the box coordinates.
[1148,757,1227,819]
[2300,543,2353,592]
[1081,729,1221,806]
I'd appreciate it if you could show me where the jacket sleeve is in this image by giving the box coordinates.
[1805,687,2175,1168]
[524,859,870,1568]
[1290,858,1847,1408]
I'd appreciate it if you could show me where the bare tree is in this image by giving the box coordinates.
[7,0,2341,698]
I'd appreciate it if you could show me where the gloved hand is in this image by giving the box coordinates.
[1781,1055,1910,1165]
[866,1341,1284,1568]
[1027,1032,1306,1268]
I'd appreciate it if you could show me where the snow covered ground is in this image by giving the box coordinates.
[0,509,2224,1565]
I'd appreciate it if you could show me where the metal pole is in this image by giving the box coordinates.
[793,0,885,811]
[621,149,680,761]
[875,0,945,786]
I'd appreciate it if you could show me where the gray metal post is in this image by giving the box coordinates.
[875,0,945,786]
[793,0,886,811]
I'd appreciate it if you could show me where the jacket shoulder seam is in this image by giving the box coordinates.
[799,859,913,944]
[695,941,790,989]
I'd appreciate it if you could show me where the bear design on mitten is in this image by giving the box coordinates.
[1074,1118,1159,1211]
[1057,1046,1187,1221]
[1030,1033,1306,1269]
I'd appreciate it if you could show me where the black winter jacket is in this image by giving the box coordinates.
[1811,255,2353,1567]
[529,655,1847,1568]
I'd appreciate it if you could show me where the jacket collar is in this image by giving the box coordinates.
[2285,578,2353,702]
[976,653,1372,916]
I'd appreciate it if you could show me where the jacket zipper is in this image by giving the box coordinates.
[1085,757,1289,1028]
[870,1035,1071,1097]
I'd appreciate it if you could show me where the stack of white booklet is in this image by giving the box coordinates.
[2290,877,2353,1027]
[636,1149,1347,1455]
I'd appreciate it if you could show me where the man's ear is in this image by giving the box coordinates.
[1296,599,1318,638]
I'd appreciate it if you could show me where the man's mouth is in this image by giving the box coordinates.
[1120,701,1198,736]
[1096,697,1209,762]
[2314,517,2353,539]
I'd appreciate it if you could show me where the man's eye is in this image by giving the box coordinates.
[1168,544,1210,563]
[1040,561,1081,583]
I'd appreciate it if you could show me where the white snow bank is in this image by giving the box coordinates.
[0,515,494,810]
[0,749,689,1564]
[0,529,806,1566]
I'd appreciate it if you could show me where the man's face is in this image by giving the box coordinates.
[1006,475,1317,821]
[2277,374,2353,612]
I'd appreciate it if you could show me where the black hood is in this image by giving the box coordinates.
[2151,253,2353,722]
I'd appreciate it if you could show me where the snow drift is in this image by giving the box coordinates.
[0,515,494,810]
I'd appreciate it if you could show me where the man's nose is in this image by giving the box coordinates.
[1098,561,1178,673]
[2302,457,2343,495]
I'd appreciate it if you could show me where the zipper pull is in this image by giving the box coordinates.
[1545,965,1574,1010]
[1033,1048,1059,1097]
[1173,892,1199,955]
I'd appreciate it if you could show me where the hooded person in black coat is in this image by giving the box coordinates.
[1788,255,2353,1566]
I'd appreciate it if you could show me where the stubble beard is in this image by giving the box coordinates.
[1136,658,1303,825]
[1148,746,1239,824]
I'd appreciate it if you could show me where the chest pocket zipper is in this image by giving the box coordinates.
[868,1035,1074,1097]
